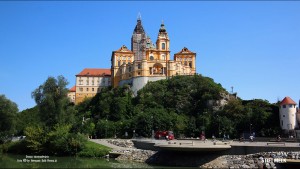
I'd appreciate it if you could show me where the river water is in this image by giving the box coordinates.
[0,154,158,168]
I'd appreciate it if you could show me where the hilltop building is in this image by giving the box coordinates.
[72,68,111,104]
[68,15,197,103]
[111,16,196,94]
[68,86,76,103]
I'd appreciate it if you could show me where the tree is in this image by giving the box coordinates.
[16,107,41,135]
[0,95,18,143]
[24,126,46,153]
[31,76,75,128]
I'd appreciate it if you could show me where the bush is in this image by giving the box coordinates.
[46,125,87,156]
[6,140,29,154]
[24,126,46,154]
[65,133,87,155]
[77,141,111,158]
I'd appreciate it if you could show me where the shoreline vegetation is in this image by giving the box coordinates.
[0,75,287,168]
[1,139,111,158]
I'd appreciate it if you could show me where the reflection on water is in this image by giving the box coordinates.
[0,154,154,168]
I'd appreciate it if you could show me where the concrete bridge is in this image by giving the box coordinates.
[132,138,300,155]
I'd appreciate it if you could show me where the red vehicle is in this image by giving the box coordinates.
[155,131,174,140]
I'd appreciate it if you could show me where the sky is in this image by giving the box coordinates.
[0,1,299,112]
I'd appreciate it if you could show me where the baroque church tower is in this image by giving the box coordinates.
[131,14,147,61]
[111,15,196,93]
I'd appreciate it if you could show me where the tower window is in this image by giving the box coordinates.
[162,43,165,50]
[283,105,286,108]
[161,54,166,60]
[189,62,192,68]
[150,56,154,60]
[283,115,285,117]
[118,61,121,66]
[137,64,141,69]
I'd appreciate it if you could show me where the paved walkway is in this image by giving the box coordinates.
[90,139,137,151]
[91,138,300,152]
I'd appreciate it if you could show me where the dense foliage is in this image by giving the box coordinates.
[2,74,282,156]
[73,75,280,139]
[3,76,109,157]
[0,95,18,143]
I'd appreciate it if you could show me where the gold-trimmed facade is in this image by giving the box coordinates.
[111,17,196,89]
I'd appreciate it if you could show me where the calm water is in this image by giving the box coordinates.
[0,154,156,168]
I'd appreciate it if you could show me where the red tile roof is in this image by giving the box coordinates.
[76,68,111,77]
[280,97,297,105]
[69,86,76,92]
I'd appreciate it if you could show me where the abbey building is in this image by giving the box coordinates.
[111,16,196,94]
[68,16,197,103]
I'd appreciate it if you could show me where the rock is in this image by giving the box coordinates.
[241,164,250,168]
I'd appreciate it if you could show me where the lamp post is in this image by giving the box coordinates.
[202,112,207,132]
[216,115,220,138]
[105,118,108,138]
[151,115,154,139]
[250,123,252,136]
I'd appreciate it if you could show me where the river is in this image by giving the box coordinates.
[0,154,158,168]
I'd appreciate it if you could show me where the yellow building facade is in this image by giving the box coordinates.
[74,68,111,104]
[111,17,196,93]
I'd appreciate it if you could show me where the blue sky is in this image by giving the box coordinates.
[0,1,299,111]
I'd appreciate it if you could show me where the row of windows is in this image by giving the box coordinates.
[79,87,101,92]
[149,55,166,60]
[175,62,192,69]
[282,114,295,117]
[176,57,193,61]
[282,105,296,108]
[78,78,110,86]
[116,56,132,61]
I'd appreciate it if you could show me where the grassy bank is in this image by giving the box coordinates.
[2,140,111,158]
[78,140,112,158]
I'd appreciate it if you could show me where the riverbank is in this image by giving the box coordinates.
[90,139,157,163]
[93,139,300,168]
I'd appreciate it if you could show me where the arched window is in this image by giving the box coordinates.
[162,43,165,50]
[161,54,166,60]
[150,56,154,60]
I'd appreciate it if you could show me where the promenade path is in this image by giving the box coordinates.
[91,138,300,152]
[90,139,137,151]
[132,139,300,152]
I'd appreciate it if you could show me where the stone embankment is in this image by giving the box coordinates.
[101,139,156,163]
[112,149,156,162]
[95,139,300,168]
[201,151,300,169]
[107,139,134,148]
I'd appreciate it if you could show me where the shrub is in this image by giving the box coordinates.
[46,125,87,156]
[24,126,46,154]
[77,141,111,158]
[6,140,29,154]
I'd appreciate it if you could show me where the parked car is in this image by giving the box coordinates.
[155,131,174,140]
